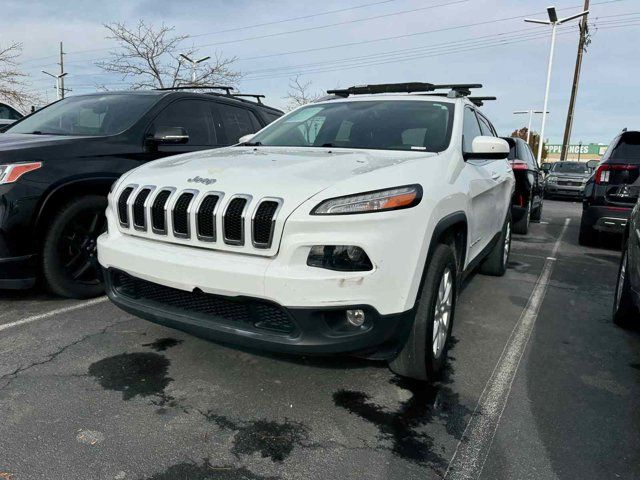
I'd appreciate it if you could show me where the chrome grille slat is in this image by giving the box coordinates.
[117,186,135,227]
[196,193,223,241]
[223,195,251,246]
[151,189,173,234]
[133,188,152,231]
[252,198,282,249]
[172,191,196,238]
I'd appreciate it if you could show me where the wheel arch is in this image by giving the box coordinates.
[33,176,119,242]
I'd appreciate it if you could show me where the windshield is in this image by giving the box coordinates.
[248,100,455,152]
[551,162,589,174]
[6,94,157,136]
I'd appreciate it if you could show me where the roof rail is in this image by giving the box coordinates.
[468,96,497,107]
[231,94,265,105]
[326,82,482,98]
[155,85,235,95]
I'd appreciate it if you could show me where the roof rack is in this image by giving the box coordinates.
[468,96,497,107]
[326,82,482,98]
[155,85,235,95]
[230,94,265,105]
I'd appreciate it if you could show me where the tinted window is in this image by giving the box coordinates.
[0,104,22,120]
[610,132,640,163]
[551,162,589,174]
[217,103,259,144]
[522,142,538,169]
[7,94,156,136]
[151,100,214,146]
[251,100,455,152]
[476,113,495,137]
[463,108,482,152]
[263,111,282,124]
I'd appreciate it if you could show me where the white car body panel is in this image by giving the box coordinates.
[99,96,514,318]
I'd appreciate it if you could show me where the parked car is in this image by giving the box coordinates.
[580,129,640,246]
[502,136,544,234]
[98,82,514,382]
[543,161,592,199]
[0,88,282,297]
[0,102,23,129]
[613,198,640,326]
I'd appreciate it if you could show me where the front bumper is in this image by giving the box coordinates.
[0,254,37,289]
[545,184,584,197]
[105,268,414,357]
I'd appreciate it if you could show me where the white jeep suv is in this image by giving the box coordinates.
[98,83,514,381]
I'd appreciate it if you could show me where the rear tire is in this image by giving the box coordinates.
[513,200,530,234]
[578,216,597,246]
[42,195,107,299]
[388,243,457,381]
[613,245,637,328]
[479,213,511,277]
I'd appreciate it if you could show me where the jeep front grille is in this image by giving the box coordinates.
[117,186,282,250]
[133,188,152,230]
[172,192,195,238]
[117,186,134,226]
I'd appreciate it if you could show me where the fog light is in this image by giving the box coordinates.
[346,309,365,327]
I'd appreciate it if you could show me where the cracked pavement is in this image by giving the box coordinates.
[0,201,639,480]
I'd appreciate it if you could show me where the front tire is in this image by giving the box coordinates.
[388,243,457,381]
[479,213,511,276]
[613,245,637,327]
[42,195,108,299]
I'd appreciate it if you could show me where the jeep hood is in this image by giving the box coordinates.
[129,146,433,206]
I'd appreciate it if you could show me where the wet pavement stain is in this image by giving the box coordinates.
[333,364,472,470]
[142,461,279,480]
[204,413,309,463]
[142,338,184,352]
[88,353,172,401]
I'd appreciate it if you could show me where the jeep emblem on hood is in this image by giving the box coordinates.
[188,176,217,185]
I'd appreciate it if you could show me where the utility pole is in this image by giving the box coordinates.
[525,6,589,164]
[59,42,66,99]
[42,70,68,100]
[559,0,590,162]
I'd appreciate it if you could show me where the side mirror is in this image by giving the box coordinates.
[238,133,255,144]
[464,136,509,160]
[541,163,551,173]
[586,159,599,170]
[152,126,189,144]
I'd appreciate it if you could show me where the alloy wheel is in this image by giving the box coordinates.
[432,267,453,358]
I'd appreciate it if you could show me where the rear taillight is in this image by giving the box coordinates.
[510,161,528,170]
[595,164,638,184]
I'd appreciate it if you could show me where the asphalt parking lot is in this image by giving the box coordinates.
[1,199,638,480]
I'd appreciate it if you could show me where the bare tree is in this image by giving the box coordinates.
[284,76,322,111]
[96,21,241,90]
[511,127,548,162]
[0,42,38,112]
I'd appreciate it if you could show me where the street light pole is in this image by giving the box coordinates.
[513,110,546,144]
[525,6,589,164]
[179,54,211,84]
[42,70,68,100]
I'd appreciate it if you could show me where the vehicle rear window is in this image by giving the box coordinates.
[249,100,455,152]
[551,162,589,174]
[609,132,640,163]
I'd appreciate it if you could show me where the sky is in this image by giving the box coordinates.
[2,0,638,144]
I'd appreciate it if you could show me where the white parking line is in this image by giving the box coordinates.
[445,218,571,480]
[0,297,108,333]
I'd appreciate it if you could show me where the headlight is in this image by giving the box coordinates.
[311,185,422,215]
[0,162,42,184]
[546,176,557,184]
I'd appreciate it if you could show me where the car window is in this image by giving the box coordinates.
[476,112,495,137]
[610,131,640,163]
[150,100,214,146]
[0,103,22,120]
[250,100,455,152]
[524,142,538,169]
[463,107,482,152]
[217,103,260,144]
[7,94,157,136]
[551,162,590,174]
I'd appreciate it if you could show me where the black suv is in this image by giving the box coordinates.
[580,130,640,245]
[0,89,282,297]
